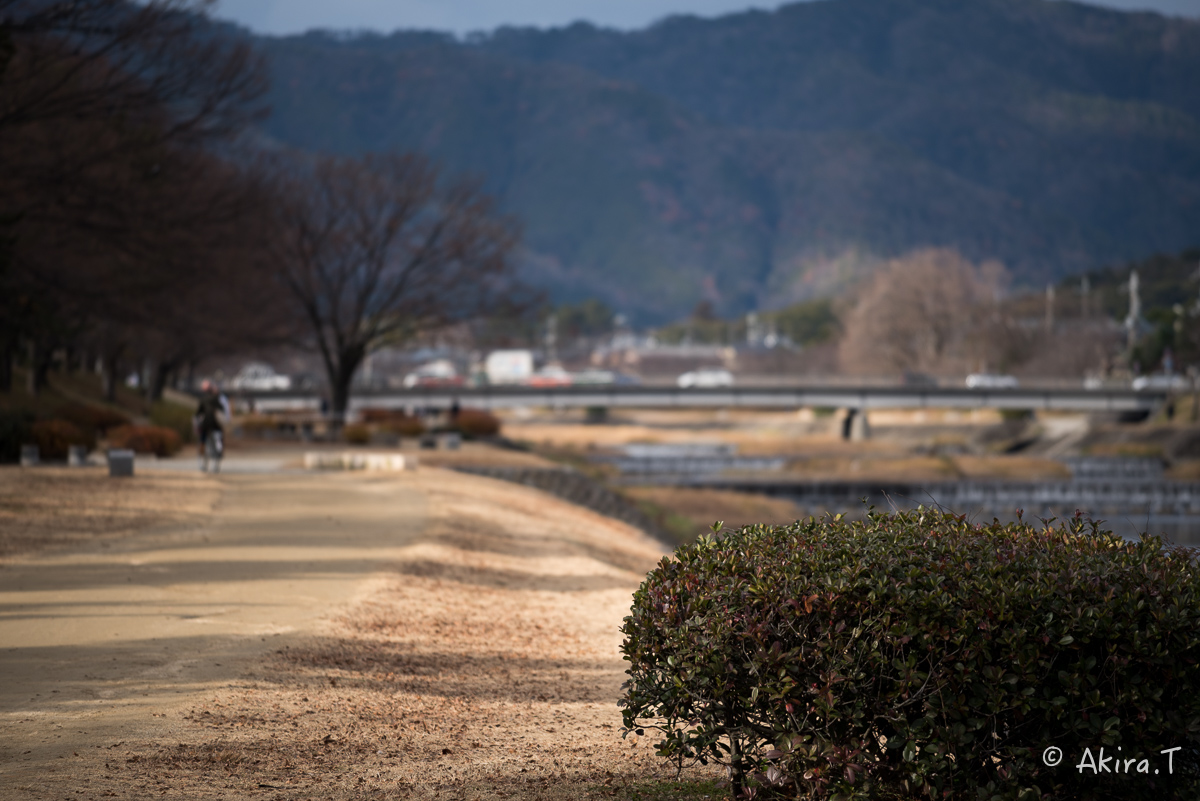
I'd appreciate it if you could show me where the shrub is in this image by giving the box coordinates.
[451,408,500,439]
[359,408,398,424]
[359,408,426,437]
[620,509,1200,801]
[343,423,371,445]
[107,424,182,457]
[238,414,280,438]
[56,402,131,435]
[385,414,426,438]
[150,401,196,444]
[0,410,34,463]
[32,419,90,459]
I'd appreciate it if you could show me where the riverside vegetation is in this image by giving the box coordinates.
[620,509,1200,800]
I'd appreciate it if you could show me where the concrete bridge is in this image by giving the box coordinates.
[243,384,1167,415]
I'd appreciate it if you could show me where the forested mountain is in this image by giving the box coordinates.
[250,0,1200,323]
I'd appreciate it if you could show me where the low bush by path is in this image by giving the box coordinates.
[622,509,1200,800]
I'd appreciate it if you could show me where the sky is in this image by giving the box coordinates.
[212,0,1200,36]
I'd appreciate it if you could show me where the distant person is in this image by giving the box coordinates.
[194,380,230,473]
[449,398,461,424]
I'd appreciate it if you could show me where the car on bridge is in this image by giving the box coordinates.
[677,368,735,388]
[229,362,292,391]
[1132,374,1189,391]
[403,359,463,388]
[965,373,1019,389]
[528,364,573,387]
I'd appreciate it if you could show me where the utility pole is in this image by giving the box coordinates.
[545,312,558,363]
[1124,271,1141,355]
[1045,284,1055,333]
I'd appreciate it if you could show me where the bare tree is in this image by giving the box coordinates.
[0,0,268,393]
[267,152,526,420]
[839,248,1008,376]
[0,1,264,141]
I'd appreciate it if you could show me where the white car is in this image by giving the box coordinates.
[677,368,734,388]
[403,359,462,388]
[229,362,291,391]
[965,373,1019,389]
[1132,374,1189,391]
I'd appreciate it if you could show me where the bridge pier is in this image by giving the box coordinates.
[842,409,870,441]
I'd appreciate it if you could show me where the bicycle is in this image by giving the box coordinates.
[202,429,224,473]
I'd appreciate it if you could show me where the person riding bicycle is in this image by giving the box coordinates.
[194,380,230,473]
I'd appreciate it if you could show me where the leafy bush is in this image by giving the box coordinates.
[450,408,500,439]
[150,400,196,444]
[343,423,371,445]
[0,410,34,463]
[620,509,1200,801]
[55,402,130,435]
[32,419,90,459]
[107,424,182,457]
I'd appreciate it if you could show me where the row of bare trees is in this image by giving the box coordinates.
[1,1,527,419]
[1,0,276,397]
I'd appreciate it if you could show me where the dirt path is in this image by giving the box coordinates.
[1,467,714,800]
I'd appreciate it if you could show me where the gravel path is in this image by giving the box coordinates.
[0,466,713,800]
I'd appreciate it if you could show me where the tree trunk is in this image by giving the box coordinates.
[327,346,366,427]
[101,352,121,402]
[0,341,12,393]
[26,340,52,396]
[146,360,174,403]
[727,719,744,800]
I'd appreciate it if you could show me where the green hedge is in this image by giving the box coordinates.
[620,509,1200,800]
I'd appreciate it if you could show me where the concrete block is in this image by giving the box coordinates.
[303,452,416,472]
[108,449,135,477]
[20,445,38,467]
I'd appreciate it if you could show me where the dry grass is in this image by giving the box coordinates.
[623,486,804,544]
[1166,460,1200,481]
[951,455,1072,481]
[414,441,560,470]
[1084,441,1166,459]
[0,466,220,559]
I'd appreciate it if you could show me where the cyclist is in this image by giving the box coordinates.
[194,380,230,473]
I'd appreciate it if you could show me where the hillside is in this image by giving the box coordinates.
[252,0,1200,323]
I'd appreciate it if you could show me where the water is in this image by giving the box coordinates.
[600,442,788,475]
[608,453,1200,546]
[781,489,1200,545]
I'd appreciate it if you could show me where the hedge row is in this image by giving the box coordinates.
[108,424,182,457]
[620,509,1200,800]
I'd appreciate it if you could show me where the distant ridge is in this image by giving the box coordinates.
[252,0,1200,323]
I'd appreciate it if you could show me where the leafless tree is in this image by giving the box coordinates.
[267,152,526,420]
[0,0,264,141]
[0,0,268,393]
[839,248,1009,376]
